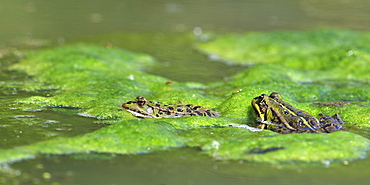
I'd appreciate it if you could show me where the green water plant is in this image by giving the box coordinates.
[1,29,369,167]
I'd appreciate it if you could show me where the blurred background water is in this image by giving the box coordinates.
[2,0,370,42]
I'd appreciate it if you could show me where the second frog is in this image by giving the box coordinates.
[251,92,344,134]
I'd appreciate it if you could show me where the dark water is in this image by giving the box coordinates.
[1,0,370,184]
[4,147,370,185]
[0,97,105,150]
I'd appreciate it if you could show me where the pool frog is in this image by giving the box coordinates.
[122,96,219,118]
[251,92,344,134]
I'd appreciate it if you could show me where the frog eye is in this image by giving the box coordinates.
[259,104,268,113]
[137,100,147,106]
[259,107,266,113]
[136,96,145,100]
[269,92,282,100]
[136,96,147,106]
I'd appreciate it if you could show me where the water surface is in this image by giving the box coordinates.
[1,0,370,184]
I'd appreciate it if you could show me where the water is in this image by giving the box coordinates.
[5,148,370,185]
[3,0,370,43]
[0,98,105,150]
[1,0,370,184]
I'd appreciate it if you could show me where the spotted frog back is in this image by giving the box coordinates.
[122,96,219,118]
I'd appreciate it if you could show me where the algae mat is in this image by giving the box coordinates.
[1,29,369,166]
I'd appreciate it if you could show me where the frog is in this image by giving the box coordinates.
[251,92,344,134]
[122,96,219,118]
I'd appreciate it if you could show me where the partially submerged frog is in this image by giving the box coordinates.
[251,92,344,134]
[122,96,219,118]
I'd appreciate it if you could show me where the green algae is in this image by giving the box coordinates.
[180,128,369,164]
[1,29,370,167]
[10,45,218,119]
[200,29,370,131]
[27,119,184,155]
[198,29,370,81]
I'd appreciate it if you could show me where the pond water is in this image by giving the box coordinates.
[1,0,370,184]
[6,148,370,185]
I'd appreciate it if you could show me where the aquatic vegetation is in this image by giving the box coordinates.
[1,29,369,166]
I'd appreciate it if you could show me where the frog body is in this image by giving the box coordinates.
[122,96,219,118]
[251,92,344,134]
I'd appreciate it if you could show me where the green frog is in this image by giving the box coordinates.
[122,96,219,118]
[251,92,344,134]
